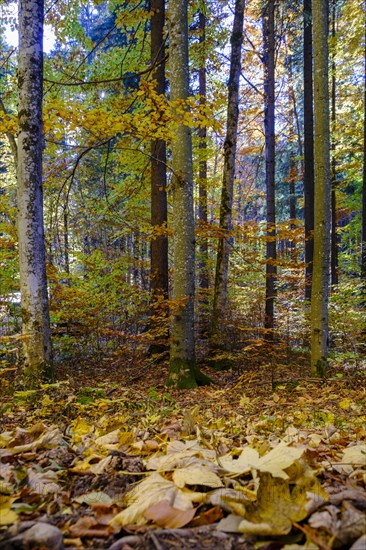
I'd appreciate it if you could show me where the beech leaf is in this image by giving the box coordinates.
[144,499,196,528]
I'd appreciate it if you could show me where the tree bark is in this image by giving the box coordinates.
[197,8,209,337]
[311,0,331,376]
[361,0,366,281]
[304,0,315,300]
[288,53,297,234]
[167,0,210,388]
[211,0,245,338]
[17,0,52,385]
[150,0,169,354]
[262,0,276,338]
[330,0,338,286]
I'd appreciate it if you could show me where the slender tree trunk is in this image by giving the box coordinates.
[211,0,245,337]
[361,0,366,280]
[330,0,338,286]
[150,0,169,354]
[64,207,70,274]
[167,0,210,388]
[304,0,315,300]
[197,9,209,337]
[288,54,297,233]
[311,0,331,376]
[262,0,276,338]
[17,0,52,385]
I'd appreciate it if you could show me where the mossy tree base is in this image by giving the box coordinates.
[23,361,55,389]
[311,358,327,378]
[167,358,212,389]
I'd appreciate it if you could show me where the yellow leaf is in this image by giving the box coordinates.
[0,496,18,526]
[70,417,93,440]
[110,472,198,528]
[220,442,304,479]
[219,446,259,475]
[173,467,223,489]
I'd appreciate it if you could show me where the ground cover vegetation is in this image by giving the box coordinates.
[0,0,365,548]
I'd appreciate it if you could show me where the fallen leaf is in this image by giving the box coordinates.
[73,491,113,505]
[216,514,244,533]
[0,496,18,526]
[27,468,61,495]
[190,505,223,526]
[69,516,114,538]
[110,472,199,528]
[219,446,259,475]
[144,499,196,528]
[256,441,304,479]
[146,439,215,471]
[144,440,160,452]
[172,467,223,489]
[0,427,63,457]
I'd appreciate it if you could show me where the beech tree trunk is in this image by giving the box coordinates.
[17,0,52,385]
[311,0,331,376]
[211,0,245,337]
[197,9,209,337]
[262,0,276,338]
[288,54,297,235]
[167,0,210,388]
[361,0,366,281]
[304,0,315,300]
[150,0,169,354]
[330,0,338,286]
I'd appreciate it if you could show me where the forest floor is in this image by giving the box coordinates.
[0,347,365,549]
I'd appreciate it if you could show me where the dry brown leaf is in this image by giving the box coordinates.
[109,472,200,528]
[69,516,114,538]
[144,499,196,528]
[190,505,224,526]
[92,503,120,526]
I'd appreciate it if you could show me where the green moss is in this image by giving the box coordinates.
[167,358,198,389]
[167,357,212,388]
[23,360,54,389]
[313,358,327,378]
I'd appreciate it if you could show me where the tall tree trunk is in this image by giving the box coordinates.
[262,0,276,338]
[311,0,331,376]
[17,0,52,385]
[211,0,245,338]
[330,0,338,286]
[167,0,210,388]
[361,0,366,280]
[197,9,209,337]
[64,207,70,274]
[150,0,169,353]
[288,53,297,233]
[304,0,315,300]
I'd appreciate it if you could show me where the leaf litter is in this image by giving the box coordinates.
[0,361,365,549]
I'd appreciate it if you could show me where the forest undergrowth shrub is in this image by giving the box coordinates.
[328,281,366,369]
[48,254,151,360]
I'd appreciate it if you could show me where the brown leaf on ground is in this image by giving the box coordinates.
[68,515,115,538]
[144,499,196,528]
[190,505,224,526]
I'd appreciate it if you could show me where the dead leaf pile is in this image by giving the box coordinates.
[0,372,365,549]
